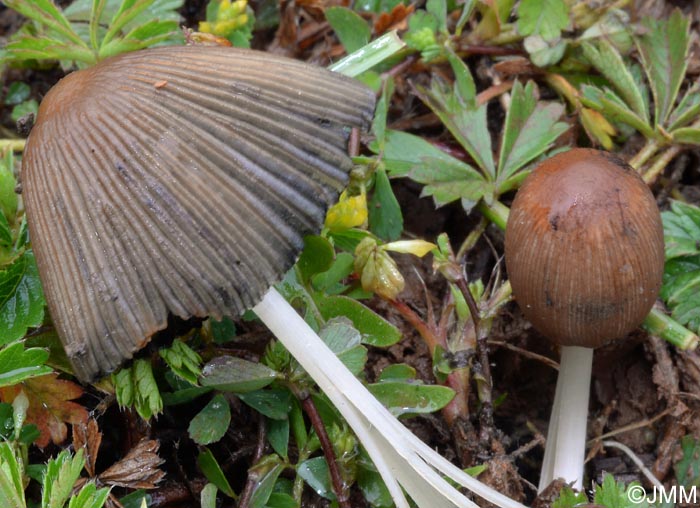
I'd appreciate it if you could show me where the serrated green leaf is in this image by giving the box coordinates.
[416,80,495,178]
[581,40,649,122]
[325,6,371,53]
[594,475,649,508]
[668,83,700,131]
[159,339,202,385]
[200,356,277,393]
[381,129,469,176]
[43,449,86,508]
[316,295,400,346]
[552,486,588,508]
[197,448,236,498]
[497,80,567,185]
[446,49,476,107]
[636,9,690,126]
[4,0,86,47]
[662,201,700,260]
[368,380,455,417]
[0,442,25,508]
[0,343,51,388]
[660,256,700,333]
[517,0,569,41]
[188,394,230,445]
[0,251,45,345]
[67,481,111,508]
[580,85,655,138]
[131,358,163,419]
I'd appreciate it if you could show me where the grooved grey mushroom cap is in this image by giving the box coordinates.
[22,46,376,381]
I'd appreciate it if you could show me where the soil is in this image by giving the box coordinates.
[2,1,700,508]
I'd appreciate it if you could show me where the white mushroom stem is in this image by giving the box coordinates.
[254,287,528,508]
[538,346,593,492]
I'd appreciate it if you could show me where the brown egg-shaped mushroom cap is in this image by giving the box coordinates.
[22,46,376,382]
[504,148,664,348]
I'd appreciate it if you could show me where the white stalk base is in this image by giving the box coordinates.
[254,287,528,508]
[538,345,593,492]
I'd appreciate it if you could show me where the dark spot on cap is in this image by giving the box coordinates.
[549,214,560,231]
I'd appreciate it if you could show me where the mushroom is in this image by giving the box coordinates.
[23,46,529,508]
[504,148,665,490]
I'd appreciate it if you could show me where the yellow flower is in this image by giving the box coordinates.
[198,0,249,37]
[325,190,368,232]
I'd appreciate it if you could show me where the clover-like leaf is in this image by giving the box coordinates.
[517,0,569,41]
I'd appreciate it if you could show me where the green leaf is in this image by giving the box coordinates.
[369,166,403,241]
[0,343,51,388]
[368,380,455,417]
[188,394,231,445]
[3,0,87,47]
[676,435,700,487]
[297,236,335,284]
[378,363,415,381]
[516,0,569,41]
[416,80,495,178]
[581,40,649,122]
[381,129,469,176]
[357,464,393,508]
[5,83,30,105]
[662,201,700,260]
[672,128,700,145]
[249,457,285,508]
[159,339,202,385]
[267,418,289,459]
[43,449,86,508]
[0,251,45,345]
[0,442,25,508]
[0,150,18,225]
[200,356,277,393]
[297,457,333,500]
[325,7,371,53]
[371,77,394,153]
[552,486,588,508]
[446,49,476,107]
[660,256,700,333]
[497,80,567,186]
[580,85,655,139]
[523,35,567,67]
[197,448,237,498]
[119,490,150,508]
[668,83,700,131]
[265,492,297,508]
[311,252,354,294]
[594,475,649,508]
[316,295,400,346]
[319,318,367,375]
[67,482,111,508]
[238,389,292,420]
[200,483,218,508]
[11,99,38,124]
[636,9,690,126]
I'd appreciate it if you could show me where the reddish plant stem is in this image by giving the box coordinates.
[301,396,351,508]
[388,299,470,426]
[238,415,267,508]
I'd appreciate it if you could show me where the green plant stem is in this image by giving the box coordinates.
[477,199,509,231]
[0,139,25,152]
[330,31,406,77]
[482,199,698,349]
[456,217,487,261]
[642,308,699,349]
[628,139,661,170]
[642,145,683,184]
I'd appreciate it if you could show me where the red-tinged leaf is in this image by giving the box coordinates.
[0,373,88,448]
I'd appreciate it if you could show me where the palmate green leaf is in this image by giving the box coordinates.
[98,19,180,59]
[325,6,371,53]
[381,130,491,212]
[416,80,495,178]
[159,339,202,385]
[594,475,648,508]
[67,482,110,508]
[3,0,86,47]
[43,449,86,508]
[0,251,45,345]
[580,85,655,138]
[636,9,690,126]
[0,442,25,508]
[3,35,96,65]
[660,201,700,334]
[668,83,700,131]
[0,343,51,388]
[581,40,649,121]
[496,80,568,187]
[516,0,569,41]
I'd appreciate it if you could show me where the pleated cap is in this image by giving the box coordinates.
[504,149,664,348]
[22,46,376,381]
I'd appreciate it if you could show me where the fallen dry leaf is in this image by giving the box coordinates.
[374,4,414,35]
[0,373,88,448]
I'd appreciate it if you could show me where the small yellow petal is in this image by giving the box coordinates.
[383,239,436,257]
[325,191,368,231]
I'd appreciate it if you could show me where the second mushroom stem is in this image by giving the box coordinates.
[538,345,593,491]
